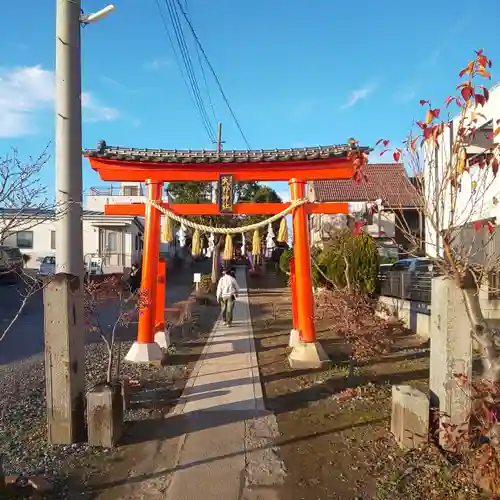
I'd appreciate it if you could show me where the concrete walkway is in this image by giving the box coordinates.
[164,266,285,500]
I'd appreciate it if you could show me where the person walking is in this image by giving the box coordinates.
[216,268,240,326]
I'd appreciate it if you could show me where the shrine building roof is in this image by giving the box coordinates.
[83,141,365,164]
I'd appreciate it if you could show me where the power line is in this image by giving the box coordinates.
[174,0,252,150]
[154,0,216,142]
[164,0,216,140]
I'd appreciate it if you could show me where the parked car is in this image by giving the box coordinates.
[0,246,23,279]
[37,256,89,282]
[37,255,56,279]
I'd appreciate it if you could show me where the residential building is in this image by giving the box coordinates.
[0,208,144,273]
[424,82,500,260]
[0,181,179,273]
[309,163,423,260]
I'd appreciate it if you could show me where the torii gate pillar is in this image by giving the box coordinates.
[125,180,164,363]
[288,179,331,369]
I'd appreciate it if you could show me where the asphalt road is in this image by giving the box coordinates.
[0,260,211,366]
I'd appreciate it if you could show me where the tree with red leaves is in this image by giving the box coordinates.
[371,50,500,382]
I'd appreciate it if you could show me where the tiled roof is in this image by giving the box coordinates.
[312,163,422,208]
[83,140,368,164]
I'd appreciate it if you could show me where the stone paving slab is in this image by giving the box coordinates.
[165,267,284,500]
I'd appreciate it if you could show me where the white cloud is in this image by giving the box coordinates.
[0,65,119,138]
[340,85,374,109]
[144,58,170,71]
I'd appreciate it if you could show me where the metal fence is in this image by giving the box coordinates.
[377,270,432,304]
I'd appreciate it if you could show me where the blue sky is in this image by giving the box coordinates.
[1,0,500,201]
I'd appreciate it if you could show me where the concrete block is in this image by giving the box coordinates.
[429,277,472,448]
[154,330,171,349]
[391,385,429,450]
[288,342,331,369]
[87,383,124,448]
[124,341,164,363]
[288,329,300,348]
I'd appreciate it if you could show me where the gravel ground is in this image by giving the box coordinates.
[0,300,219,498]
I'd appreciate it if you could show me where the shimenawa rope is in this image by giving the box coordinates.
[147,198,307,234]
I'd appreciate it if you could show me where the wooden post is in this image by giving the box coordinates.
[290,256,298,330]
[289,179,315,342]
[288,178,330,368]
[44,273,86,444]
[124,180,164,363]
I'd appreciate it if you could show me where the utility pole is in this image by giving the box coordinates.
[45,0,86,445]
[211,123,224,283]
[46,1,115,445]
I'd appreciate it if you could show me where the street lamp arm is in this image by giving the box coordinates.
[80,4,115,25]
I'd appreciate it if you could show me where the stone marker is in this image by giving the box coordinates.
[391,385,429,449]
[87,383,124,448]
[429,277,472,448]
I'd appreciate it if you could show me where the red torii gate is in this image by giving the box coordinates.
[84,142,363,369]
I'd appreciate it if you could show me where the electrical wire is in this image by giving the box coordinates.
[154,0,217,142]
[174,0,252,150]
[164,0,216,141]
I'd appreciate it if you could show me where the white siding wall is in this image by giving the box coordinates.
[425,84,500,258]
[0,217,141,270]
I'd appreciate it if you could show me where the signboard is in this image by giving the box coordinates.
[193,272,201,283]
[218,174,235,213]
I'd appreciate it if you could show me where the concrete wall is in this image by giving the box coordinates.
[378,285,500,339]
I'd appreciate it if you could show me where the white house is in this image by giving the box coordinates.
[0,181,178,273]
[424,83,500,259]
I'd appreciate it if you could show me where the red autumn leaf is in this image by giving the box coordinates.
[473,220,483,231]
[455,98,464,108]
[478,68,491,79]
[419,99,428,106]
[383,140,390,147]
[416,120,427,129]
[430,108,440,119]
[393,150,401,162]
[475,94,486,106]
[459,61,475,78]
[480,85,490,101]
[488,221,495,234]
[444,95,455,107]
[492,157,499,177]
[380,149,389,156]
[479,160,486,169]
[375,139,385,146]
[461,85,473,101]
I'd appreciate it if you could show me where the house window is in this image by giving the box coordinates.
[50,231,56,250]
[123,186,139,196]
[16,231,34,249]
[107,232,118,252]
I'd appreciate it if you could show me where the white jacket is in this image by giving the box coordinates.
[216,274,239,301]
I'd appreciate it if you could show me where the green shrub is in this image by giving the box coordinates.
[279,248,293,274]
[314,229,379,293]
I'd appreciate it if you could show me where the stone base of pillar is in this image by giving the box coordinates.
[288,329,300,348]
[154,330,171,349]
[124,341,164,364]
[288,341,331,369]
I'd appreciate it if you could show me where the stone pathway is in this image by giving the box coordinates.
[94,266,285,500]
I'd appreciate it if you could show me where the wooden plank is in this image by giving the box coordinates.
[88,157,354,182]
[104,202,348,216]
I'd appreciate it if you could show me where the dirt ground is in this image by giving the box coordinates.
[248,269,486,500]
